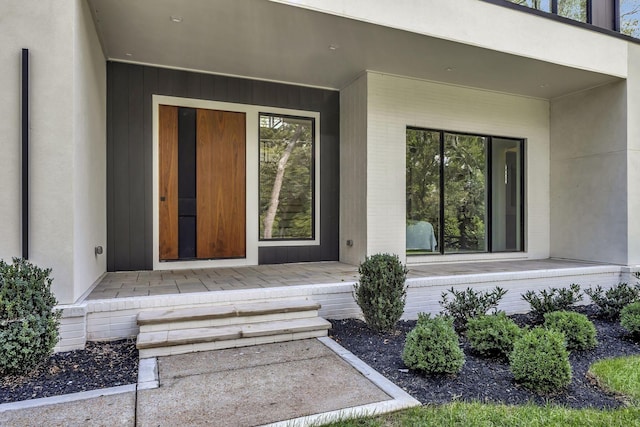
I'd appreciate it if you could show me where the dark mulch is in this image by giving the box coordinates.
[329,305,640,409]
[0,340,138,404]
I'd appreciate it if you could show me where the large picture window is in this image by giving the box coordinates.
[259,114,315,241]
[406,128,524,255]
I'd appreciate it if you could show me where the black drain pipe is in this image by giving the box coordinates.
[22,48,29,260]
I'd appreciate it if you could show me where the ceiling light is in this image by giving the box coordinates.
[539,83,549,88]
[125,53,133,57]
[445,67,455,72]
[170,16,183,23]
[328,44,339,51]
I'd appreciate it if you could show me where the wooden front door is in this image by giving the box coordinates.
[159,105,246,261]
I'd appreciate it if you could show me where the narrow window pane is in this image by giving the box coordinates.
[491,139,523,252]
[259,114,314,240]
[507,0,552,12]
[558,0,587,22]
[621,0,640,38]
[444,133,488,253]
[406,129,441,255]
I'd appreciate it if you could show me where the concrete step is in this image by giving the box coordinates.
[137,317,331,358]
[137,299,320,330]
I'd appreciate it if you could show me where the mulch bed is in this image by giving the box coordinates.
[0,339,138,404]
[329,305,640,409]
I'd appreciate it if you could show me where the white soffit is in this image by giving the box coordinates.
[88,0,619,98]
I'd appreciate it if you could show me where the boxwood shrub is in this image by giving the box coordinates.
[354,253,407,333]
[0,258,60,375]
[544,311,598,351]
[466,313,523,359]
[402,314,465,375]
[510,327,572,394]
[620,302,640,338]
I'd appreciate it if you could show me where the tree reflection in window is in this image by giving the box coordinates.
[259,114,314,240]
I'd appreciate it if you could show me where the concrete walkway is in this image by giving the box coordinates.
[0,338,420,427]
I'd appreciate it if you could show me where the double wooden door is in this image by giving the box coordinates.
[159,105,246,260]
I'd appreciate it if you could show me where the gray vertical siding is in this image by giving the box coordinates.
[107,62,340,271]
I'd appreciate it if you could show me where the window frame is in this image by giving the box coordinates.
[406,126,526,256]
[258,112,318,243]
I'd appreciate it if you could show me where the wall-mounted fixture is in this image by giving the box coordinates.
[95,246,103,256]
[346,239,353,247]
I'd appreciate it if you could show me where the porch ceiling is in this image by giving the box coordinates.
[89,0,618,99]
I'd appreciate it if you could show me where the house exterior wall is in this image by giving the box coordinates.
[0,0,105,304]
[627,44,640,266]
[363,72,550,263]
[271,0,628,79]
[106,62,340,271]
[340,73,368,265]
[550,81,628,264]
[73,0,107,299]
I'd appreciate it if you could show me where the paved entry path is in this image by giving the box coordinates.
[1,339,415,427]
[138,340,390,426]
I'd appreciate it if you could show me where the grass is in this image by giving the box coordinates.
[321,403,640,426]
[320,355,640,427]
[589,355,640,404]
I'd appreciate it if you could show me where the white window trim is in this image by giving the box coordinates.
[152,95,320,270]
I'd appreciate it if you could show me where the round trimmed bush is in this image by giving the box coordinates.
[466,313,523,359]
[621,302,640,338]
[510,327,572,393]
[402,314,465,375]
[354,253,407,333]
[0,258,60,375]
[544,311,598,351]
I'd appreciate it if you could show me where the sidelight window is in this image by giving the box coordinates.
[259,114,315,241]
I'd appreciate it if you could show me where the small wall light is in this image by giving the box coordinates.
[95,246,103,256]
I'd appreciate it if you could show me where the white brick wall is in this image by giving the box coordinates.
[365,72,551,263]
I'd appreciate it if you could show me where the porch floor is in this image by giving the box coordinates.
[85,258,609,301]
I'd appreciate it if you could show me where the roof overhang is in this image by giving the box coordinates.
[89,0,620,98]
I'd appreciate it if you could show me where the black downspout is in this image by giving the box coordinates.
[22,49,29,260]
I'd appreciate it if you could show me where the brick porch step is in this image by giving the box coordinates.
[136,299,329,358]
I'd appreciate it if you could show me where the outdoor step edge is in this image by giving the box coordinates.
[240,317,332,338]
[136,317,331,349]
[137,330,329,358]
[136,326,242,349]
[138,310,319,333]
[137,299,321,325]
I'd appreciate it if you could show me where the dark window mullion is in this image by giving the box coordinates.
[439,130,445,255]
[487,137,493,253]
[552,0,558,14]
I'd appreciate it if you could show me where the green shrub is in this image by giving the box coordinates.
[353,253,407,333]
[543,311,598,351]
[0,258,61,375]
[466,313,523,359]
[510,327,572,394]
[439,286,507,332]
[402,314,465,375]
[521,284,583,320]
[585,283,640,320]
[620,302,640,338]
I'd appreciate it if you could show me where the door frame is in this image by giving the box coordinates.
[152,95,320,270]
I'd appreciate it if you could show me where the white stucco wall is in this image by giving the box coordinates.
[340,73,368,265]
[73,0,107,299]
[550,81,628,264]
[365,72,551,263]
[271,0,628,78]
[1,1,75,302]
[627,44,640,266]
[0,0,106,304]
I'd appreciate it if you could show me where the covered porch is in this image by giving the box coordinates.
[85,258,618,301]
[53,258,629,352]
